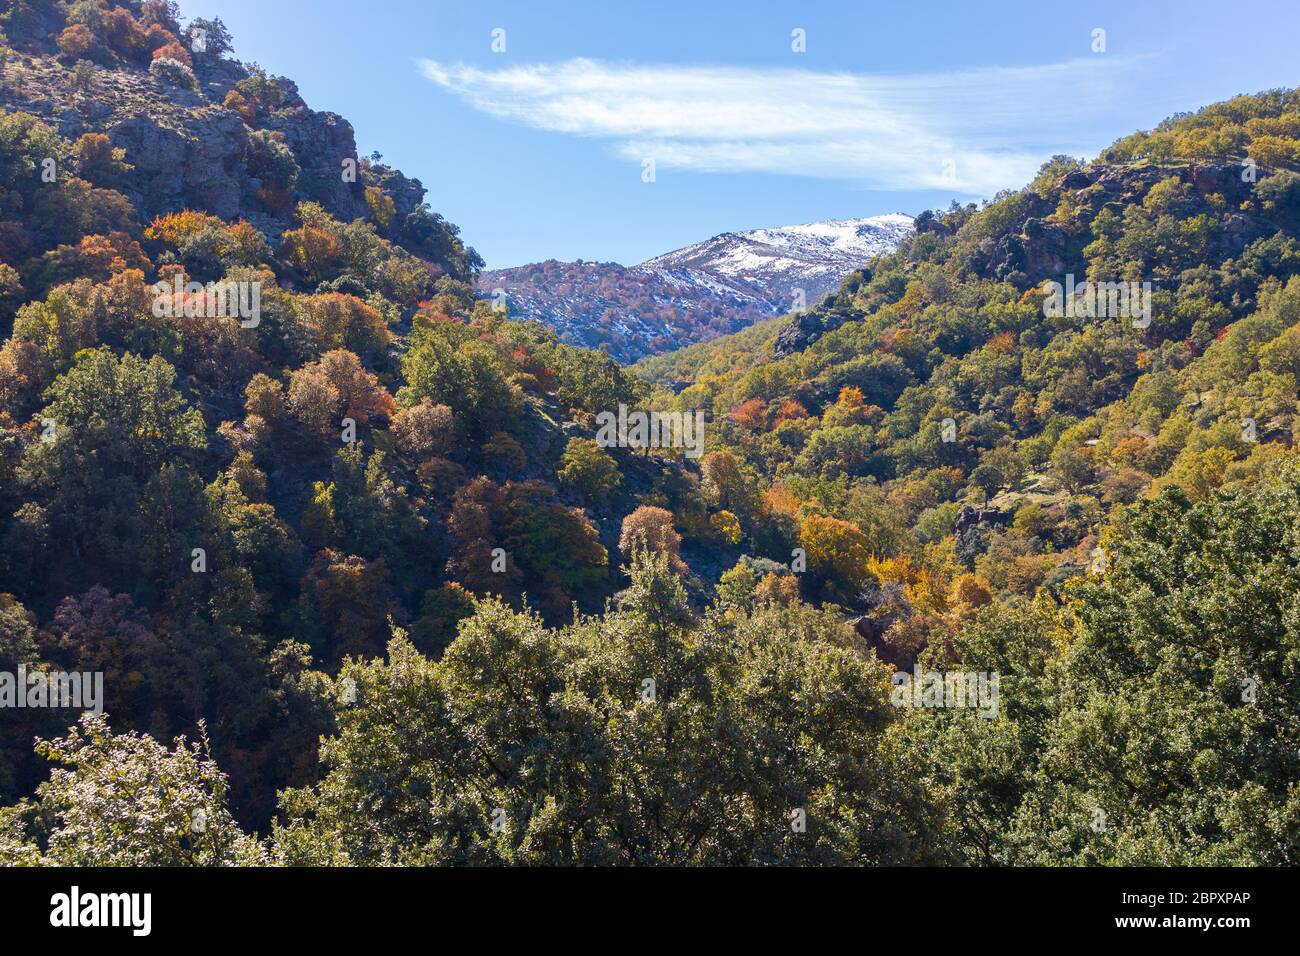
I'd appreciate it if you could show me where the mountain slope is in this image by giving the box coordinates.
[642,213,915,302]
[644,88,1300,608]
[479,213,913,362]
[0,19,479,282]
[477,257,775,364]
[0,0,656,829]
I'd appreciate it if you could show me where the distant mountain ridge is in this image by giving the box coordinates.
[479,213,914,363]
[641,213,915,303]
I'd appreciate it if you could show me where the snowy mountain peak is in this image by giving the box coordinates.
[479,213,914,363]
[641,213,915,293]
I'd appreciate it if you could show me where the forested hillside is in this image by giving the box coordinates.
[645,97,1300,611]
[0,0,666,829]
[1,0,1298,866]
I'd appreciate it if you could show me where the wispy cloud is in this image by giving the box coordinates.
[419,56,1137,194]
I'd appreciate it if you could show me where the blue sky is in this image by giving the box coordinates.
[179,0,1300,269]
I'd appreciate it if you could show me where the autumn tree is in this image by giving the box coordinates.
[390,398,456,461]
[799,514,872,604]
[41,586,164,731]
[295,292,390,358]
[279,224,343,285]
[618,505,686,575]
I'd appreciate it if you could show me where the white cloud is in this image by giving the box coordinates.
[418,56,1136,194]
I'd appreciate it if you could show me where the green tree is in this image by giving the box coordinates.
[398,323,521,438]
[19,350,206,595]
[276,552,952,865]
[921,465,1300,865]
[557,437,620,503]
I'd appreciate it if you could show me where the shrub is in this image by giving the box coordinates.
[148,57,198,92]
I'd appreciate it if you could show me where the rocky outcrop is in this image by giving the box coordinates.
[954,505,1010,569]
[772,304,862,358]
[1015,216,1070,282]
[772,308,831,358]
[264,107,365,221]
[977,161,1277,287]
[108,106,249,219]
[366,163,431,227]
[0,38,478,274]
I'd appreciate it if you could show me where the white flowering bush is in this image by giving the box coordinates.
[149,56,199,92]
[0,713,265,866]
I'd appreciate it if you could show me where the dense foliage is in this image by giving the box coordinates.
[0,1,1297,865]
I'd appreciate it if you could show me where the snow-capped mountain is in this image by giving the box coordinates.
[640,213,916,307]
[478,213,913,363]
